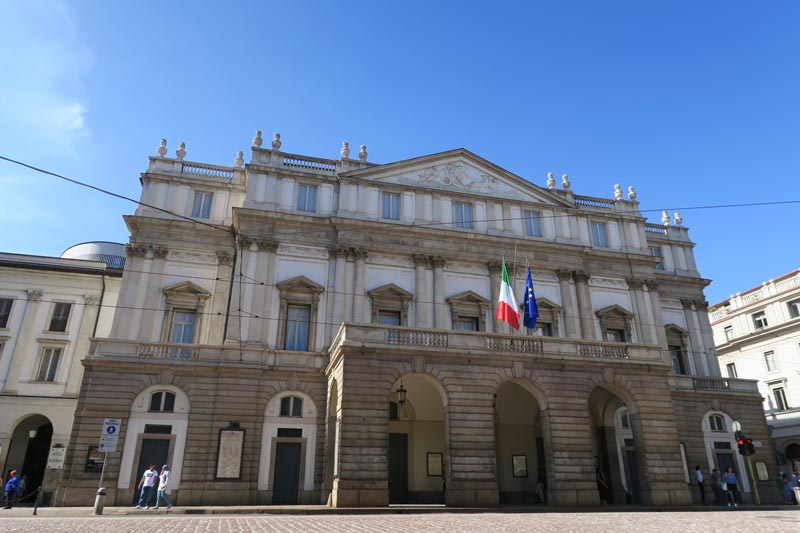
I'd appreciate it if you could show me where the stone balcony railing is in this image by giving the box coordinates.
[330,323,665,365]
[767,407,800,428]
[668,374,760,394]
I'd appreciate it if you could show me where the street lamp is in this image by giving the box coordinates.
[397,381,407,407]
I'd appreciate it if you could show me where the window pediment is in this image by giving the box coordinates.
[533,297,560,311]
[163,281,211,307]
[664,323,689,336]
[595,304,633,319]
[277,275,325,294]
[368,283,413,302]
[447,290,490,307]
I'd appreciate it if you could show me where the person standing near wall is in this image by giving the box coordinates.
[694,465,706,505]
[134,464,158,510]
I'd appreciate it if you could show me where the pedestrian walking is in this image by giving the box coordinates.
[134,464,158,509]
[154,465,173,510]
[3,470,19,509]
[710,468,725,506]
[694,465,706,504]
[17,474,26,501]
[722,467,739,507]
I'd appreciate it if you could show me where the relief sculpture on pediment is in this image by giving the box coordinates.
[409,163,499,194]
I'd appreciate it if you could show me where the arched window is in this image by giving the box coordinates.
[280,396,304,417]
[149,391,176,412]
[709,414,726,432]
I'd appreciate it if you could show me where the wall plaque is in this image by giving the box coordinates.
[215,425,245,479]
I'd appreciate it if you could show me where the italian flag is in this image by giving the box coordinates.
[495,261,520,329]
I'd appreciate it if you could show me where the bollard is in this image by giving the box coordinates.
[93,487,107,515]
[32,486,42,516]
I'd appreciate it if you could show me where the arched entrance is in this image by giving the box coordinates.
[388,374,447,504]
[4,414,53,501]
[701,411,750,496]
[494,380,548,504]
[588,386,644,505]
[785,443,800,473]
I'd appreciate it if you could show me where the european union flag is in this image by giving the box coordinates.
[523,266,539,329]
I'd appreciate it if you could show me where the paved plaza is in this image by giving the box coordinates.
[1,510,799,532]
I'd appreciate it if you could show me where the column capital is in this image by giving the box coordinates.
[486,261,502,275]
[83,294,99,306]
[680,298,695,310]
[432,256,448,269]
[329,246,350,259]
[255,239,279,252]
[413,254,430,267]
[645,280,659,292]
[573,271,590,283]
[352,248,369,261]
[26,289,43,302]
[125,244,148,258]
[236,235,254,249]
[626,278,645,290]
[217,252,234,265]
[556,269,573,282]
[151,246,169,259]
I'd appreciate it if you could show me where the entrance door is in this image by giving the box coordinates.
[21,422,53,500]
[716,452,735,476]
[388,433,408,504]
[625,450,641,504]
[132,439,170,503]
[272,442,302,504]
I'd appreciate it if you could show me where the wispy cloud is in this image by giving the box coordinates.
[0,1,92,157]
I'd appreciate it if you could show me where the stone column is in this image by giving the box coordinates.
[682,299,710,376]
[331,247,349,334]
[128,246,154,341]
[432,257,448,329]
[693,300,721,377]
[238,241,260,343]
[352,249,369,323]
[557,270,579,338]
[487,261,502,334]
[645,281,668,350]
[142,246,168,342]
[1,289,43,392]
[413,255,431,327]
[111,244,146,339]
[626,279,648,344]
[209,251,233,345]
[225,236,251,342]
[574,271,596,340]
[253,240,278,345]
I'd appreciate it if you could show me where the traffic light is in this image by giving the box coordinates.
[746,438,755,456]
[737,437,746,455]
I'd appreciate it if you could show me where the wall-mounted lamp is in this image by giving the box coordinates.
[397,380,407,407]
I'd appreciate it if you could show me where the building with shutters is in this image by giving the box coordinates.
[710,268,800,473]
[0,243,123,504]
[56,133,778,507]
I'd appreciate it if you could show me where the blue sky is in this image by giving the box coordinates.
[1,1,798,305]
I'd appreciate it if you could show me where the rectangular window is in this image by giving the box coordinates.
[788,299,800,319]
[532,322,553,337]
[382,192,400,220]
[670,345,686,374]
[650,247,664,270]
[378,311,401,326]
[35,347,61,382]
[764,350,779,372]
[605,328,626,342]
[48,302,72,332]
[524,210,542,237]
[773,387,788,411]
[297,184,318,212]
[0,298,12,328]
[726,363,738,378]
[454,317,478,331]
[591,222,608,247]
[191,192,213,219]
[724,326,734,342]
[752,311,768,330]
[169,311,196,344]
[285,305,310,351]
[454,202,474,229]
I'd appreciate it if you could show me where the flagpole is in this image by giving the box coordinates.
[512,245,518,293]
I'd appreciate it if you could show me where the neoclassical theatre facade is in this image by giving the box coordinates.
[57,134,778,506]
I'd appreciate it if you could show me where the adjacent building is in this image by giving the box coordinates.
[56,133,778,507]
[711,268,800,471]
[0,243,123,503]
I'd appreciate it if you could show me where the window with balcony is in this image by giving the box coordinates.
[591,222,608,247]
[149,391,176,412]
[596,305,634,343]
[650,246,664,270]
[726,363,737,378]
[191,191,213,219]
[277,276,324,352]
[788,299,800,319]
[524,298,560,337]
[532,322,553,337]
[752,311,768,330]
[447,291,489,332]
[280,396,304,417]
[669,345,686,375]
[169,311,197,344]
[48,302,72,332]
[35,347,62,382]
[524,210,542,237]
[772,386,789,411]
[666,325,690,375]
[368,284,412,327]
[454,202,474,229]
[382,192,400,220]
[297,184,318,212]
[0,298,12,328]
[709,414,726,432]
[161,281,211,346]
[764,350,779,372]
[724,326,734,342]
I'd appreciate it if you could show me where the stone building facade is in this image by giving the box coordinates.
[0,244,122,503]
[711,268,800,472]
[57,134,778,506]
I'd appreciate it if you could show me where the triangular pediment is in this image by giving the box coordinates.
[447,290,490,306]
[340,149,573,207]
[665,323,689,336]
[534,297,561,310]
[596,304,634,319]
[276,275,325,293]
[368,283,413,301]
[163,281,211,299]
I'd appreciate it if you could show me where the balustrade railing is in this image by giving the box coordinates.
[693,377,730,390]
[578,342,630,359]
[574,195,615,209]
[181,163,234,180]
[386,329,448,347]
[741,291,763,306]
[644,224,668,235]
[282,154,337,173]
[486,336,542,353]
[776,276,800,292]
[137,342,199,361]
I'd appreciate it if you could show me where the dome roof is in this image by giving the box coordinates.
[61,241,126,270]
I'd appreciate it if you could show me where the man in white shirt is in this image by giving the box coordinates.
[135,464,158,509]
[695,465,706,505]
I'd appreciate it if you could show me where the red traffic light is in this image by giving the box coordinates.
[737,439,744,445]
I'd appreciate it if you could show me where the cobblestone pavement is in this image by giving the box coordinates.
[2,510,799,532]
